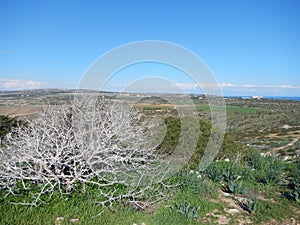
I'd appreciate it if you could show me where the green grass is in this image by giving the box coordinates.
[251,199,295,224]
[1,161,300,225]
[0,186,219,225]
[1,146,299,224]
[175,103,258,112]
[0,170,222,225]
[134,105,174,110]
[133,102,258,113]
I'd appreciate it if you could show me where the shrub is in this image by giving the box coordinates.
[289,182,300,202]
[0,115,27,140]
[156,117,181,154]
[287,158,300,202]
[203,162,224,182]
[248,152,285,184]
[173,201,200,219]
[228,177,246,194]
[224,163,239,182]
[0,96,169,208]
[176,170,218,199]
[242,196,259,213]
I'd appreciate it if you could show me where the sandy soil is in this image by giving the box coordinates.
[0,106,41,117]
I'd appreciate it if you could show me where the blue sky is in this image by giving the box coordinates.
[0,0,299,96]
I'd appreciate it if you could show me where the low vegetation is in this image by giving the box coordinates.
[1,152,299,224]
[0,91,299,224]
[0,115,27,140]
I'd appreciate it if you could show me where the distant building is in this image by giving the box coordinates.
[282,124,292,129]
[252,96,264,99]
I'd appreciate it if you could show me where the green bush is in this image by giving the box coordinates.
[0,115,27,140]
[222,163,247,194]
[223,163,239,182]
[287,158,300,202]
[203,162,224,182]
[237,194,259,214]
[157,117,181,154]
[174,170,218,199]
[248,152,285,184]
[289,182,300,202]
[244,196,259,213]
[157,116,249,168]
[289,158,300,181]
[172,202,200,219]
[228,177,246,194]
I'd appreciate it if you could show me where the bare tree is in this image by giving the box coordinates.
[0,95,170,209]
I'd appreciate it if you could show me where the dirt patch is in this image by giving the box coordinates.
[0,106,41,117]
[267,136,300,155]
[200,190,253,224]
[134,103,174,108]
[266,131,300,139]
[261,218,300,225]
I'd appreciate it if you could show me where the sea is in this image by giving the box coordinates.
[225,96,300,102]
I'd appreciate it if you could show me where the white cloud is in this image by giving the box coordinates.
[171,83,198,89]
[169,82,300,96]
[218,83,236,87]
[172,82,236,89]
[0,79,41,89]
[173,82,300,90]
[279,84,298,89]
[241,84,299,89]
[241,84,257,88]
